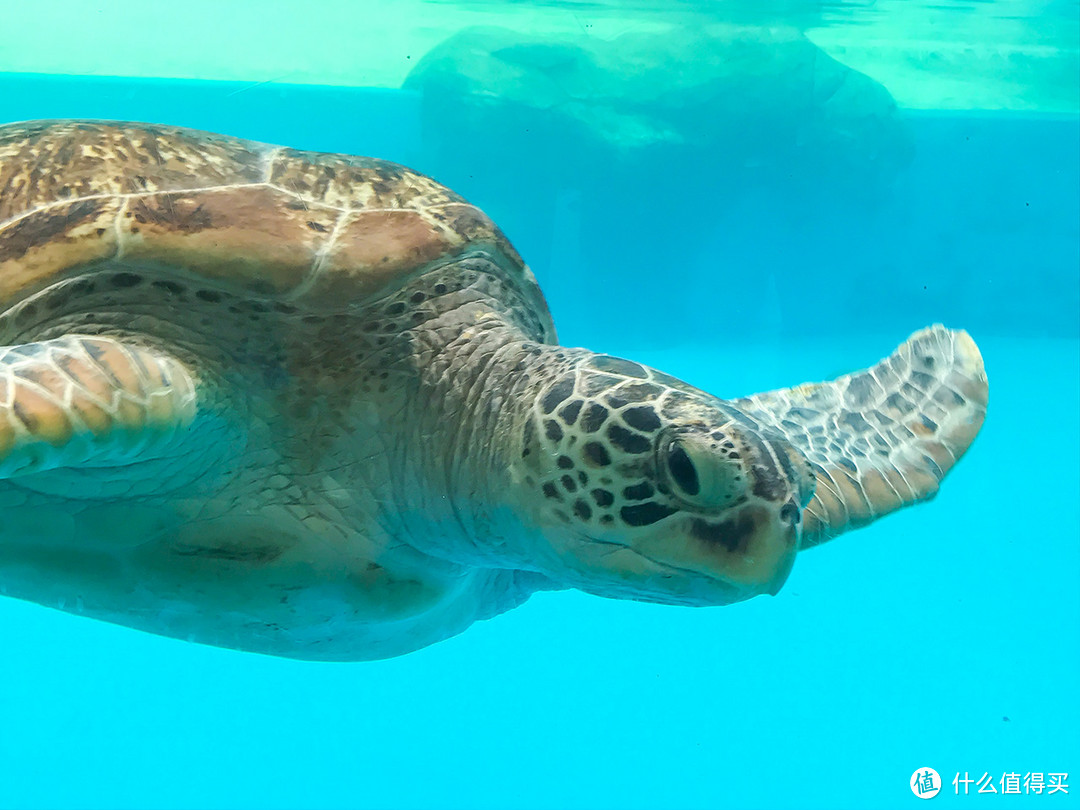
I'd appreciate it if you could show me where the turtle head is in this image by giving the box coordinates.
[514,354,816,606]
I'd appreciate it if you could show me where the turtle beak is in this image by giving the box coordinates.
[697,501,799,597]
[630,501,800,602]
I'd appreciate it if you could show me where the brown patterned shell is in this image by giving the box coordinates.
[0,119,554,338]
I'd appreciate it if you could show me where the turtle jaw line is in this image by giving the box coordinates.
[558,528,784,606]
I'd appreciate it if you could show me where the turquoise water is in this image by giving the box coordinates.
[1,10,1078,810]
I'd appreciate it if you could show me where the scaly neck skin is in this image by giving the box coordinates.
[402,301,565,569]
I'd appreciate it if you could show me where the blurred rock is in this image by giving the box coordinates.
[404,25,914,199]
[403,25,917,347]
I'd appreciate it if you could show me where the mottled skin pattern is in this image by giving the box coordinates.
[731,327,986,547]
[0,121,987,660]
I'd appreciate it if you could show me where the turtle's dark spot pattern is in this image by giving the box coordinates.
[557,455,573,469]
[151,279,185,296]
[607,424,650,454]
[591,488,615,507]
[542,377,575,414]
[580,403,608,433]
[583,441,611,467]
[623,481,654,500]
[559,399,583,425]
[110,272,143,288]
[582,374,620,396]
[621,502,677,527]
[561,474,578,493]
[622,406,661,432]
[542,482,561,501]
[544,420,564,442]
[573,500,592,521]
[605,392,629,409]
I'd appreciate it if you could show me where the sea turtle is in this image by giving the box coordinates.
[0,120,987,661]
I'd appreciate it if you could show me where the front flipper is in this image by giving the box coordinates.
[731,325,988,548]
[0,335,201,486]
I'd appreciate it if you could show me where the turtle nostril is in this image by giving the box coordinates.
[779,501,800,525]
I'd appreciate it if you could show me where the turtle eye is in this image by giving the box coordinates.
[666,441,700,497]
[662,433,746,510]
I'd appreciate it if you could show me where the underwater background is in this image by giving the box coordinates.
[0,1,1077,808]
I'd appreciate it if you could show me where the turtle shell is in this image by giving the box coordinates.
[0,120,555,340]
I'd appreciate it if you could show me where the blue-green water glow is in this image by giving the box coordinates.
[0,8,1077,808]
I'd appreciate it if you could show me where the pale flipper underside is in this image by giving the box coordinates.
[0,335,199,484]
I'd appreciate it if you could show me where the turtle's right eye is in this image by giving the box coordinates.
[661,431,746,511]
[665,441,700,497]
